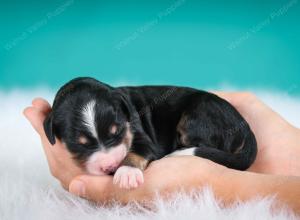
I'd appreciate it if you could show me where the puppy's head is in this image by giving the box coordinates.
[44,78,133,175]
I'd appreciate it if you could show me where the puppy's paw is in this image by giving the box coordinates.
[113,166,144,189]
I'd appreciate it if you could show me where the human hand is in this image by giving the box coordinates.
[23,98,84,189]
[23,98,225,202]
[24,92,300,203]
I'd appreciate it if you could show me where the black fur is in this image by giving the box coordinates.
[44,77,257,170]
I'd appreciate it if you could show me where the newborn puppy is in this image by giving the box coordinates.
[44,77,257,189]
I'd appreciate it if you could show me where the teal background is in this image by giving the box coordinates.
[0,0,299,93]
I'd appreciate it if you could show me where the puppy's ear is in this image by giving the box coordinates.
[114,91,132,120]
[43,112,56,145]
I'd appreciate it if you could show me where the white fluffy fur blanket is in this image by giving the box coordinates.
[0,89,299,220]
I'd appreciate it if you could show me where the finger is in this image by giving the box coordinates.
[210,91,233,103]
[69,175,115,202]
[210,90,229,96]
[32,98,52,114]
[24,104,70,156]
[23,106,47,135]
[23,106,57,167]
[211,91,257,109]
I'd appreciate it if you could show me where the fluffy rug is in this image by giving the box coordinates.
[0,88,299,220]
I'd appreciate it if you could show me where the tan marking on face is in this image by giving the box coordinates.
[78,135,88,145]
[110,124,117,135]
[177,114,189,146]
[123,122,133,150]
[121,152,149,171]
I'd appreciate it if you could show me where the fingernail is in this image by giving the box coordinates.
[69,180,86,197]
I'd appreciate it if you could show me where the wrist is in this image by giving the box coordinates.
[200,161,237,203]
[194,158,229,185]
[209,169,274,204]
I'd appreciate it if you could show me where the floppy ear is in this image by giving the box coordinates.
[114,91,133,120]
[43,112,56,145]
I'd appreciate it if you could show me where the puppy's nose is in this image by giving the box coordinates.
[102,165,117,174]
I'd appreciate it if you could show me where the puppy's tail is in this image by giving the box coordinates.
[194,131,257,170]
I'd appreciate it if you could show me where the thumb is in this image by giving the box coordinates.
[69,175,115,202]
[23,106,47,135]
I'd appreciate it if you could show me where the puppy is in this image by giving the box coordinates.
[44,77,257,189]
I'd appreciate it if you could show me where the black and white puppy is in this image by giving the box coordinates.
[44,77,257,189]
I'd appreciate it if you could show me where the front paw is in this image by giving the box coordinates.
[113,166,144,189]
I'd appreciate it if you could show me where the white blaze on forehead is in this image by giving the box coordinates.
[81,100,98,139]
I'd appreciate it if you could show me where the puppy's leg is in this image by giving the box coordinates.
[113,133,156,189]
[113,152,149,189]
[176,99,256,170]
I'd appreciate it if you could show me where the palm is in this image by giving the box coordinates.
[25,93,300,192]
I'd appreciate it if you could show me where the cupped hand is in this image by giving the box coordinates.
[24,92,300,203]
[23,98,224,203]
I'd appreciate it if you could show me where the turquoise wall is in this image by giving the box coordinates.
[0,0,299,93]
